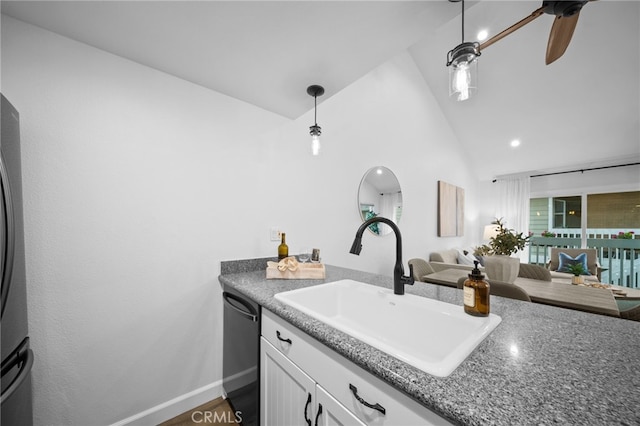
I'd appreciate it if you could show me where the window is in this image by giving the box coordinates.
[553,196,581,229]
[529,191,640,287]
[587,191,640,232]
[530,196,582,236]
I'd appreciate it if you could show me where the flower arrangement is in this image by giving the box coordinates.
[614,231,635,239]
[541,230,556,237]
[474,218,531,257]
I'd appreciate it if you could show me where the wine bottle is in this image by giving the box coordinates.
[463,261,490,317]
[278,233,288,260]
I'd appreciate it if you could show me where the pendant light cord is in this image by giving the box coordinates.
[314,95,318,126]
[461,0,465,43]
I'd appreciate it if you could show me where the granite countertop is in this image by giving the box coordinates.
[219,258,640,426]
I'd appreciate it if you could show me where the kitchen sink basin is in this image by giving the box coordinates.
[274,279,501,377]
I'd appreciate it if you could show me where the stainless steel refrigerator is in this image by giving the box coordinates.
[1,94,34,426]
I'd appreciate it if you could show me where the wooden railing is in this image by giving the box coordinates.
[528,236,640,288]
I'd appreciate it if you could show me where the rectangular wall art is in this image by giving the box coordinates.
[437,180,464,237]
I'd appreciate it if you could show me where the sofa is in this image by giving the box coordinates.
[427,248,599,284]
[428,249,482,273]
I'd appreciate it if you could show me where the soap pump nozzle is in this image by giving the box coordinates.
[469,260,484,280]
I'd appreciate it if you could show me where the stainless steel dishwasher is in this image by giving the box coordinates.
[222,283,260,426]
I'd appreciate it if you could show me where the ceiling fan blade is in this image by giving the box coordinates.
[545,12,580,64]
[478,6,545,52]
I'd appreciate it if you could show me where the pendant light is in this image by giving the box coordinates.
[307,85,325,156]
[446,0,480,101]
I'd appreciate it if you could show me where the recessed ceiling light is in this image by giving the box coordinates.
[510,139,521,148]
[477,29,489,41]
[376,168,383,175]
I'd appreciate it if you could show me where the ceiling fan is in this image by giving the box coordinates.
[478,1,591,64]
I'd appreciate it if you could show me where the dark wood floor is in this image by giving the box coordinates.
[158,397,239,426]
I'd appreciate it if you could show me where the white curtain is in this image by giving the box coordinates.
[379,192,401,234]
[495,175,531,261]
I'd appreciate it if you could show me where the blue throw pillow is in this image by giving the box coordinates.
[557,252,591,275]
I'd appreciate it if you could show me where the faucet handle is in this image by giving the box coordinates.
[403,264,415,286]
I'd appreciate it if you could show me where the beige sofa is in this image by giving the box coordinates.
[427,248,601,284]
[428,249,482,273]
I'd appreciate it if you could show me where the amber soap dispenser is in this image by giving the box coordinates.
[463,261,490,317]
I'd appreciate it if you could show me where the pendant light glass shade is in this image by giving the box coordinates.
[310,124,321,156]
[447,42,479,101]
[307,85,325,156]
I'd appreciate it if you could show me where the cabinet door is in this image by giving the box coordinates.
[261,337,316,426]
[315,385,366,426]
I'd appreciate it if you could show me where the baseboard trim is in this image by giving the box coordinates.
[221,366,257,397]
[110,380,223,426]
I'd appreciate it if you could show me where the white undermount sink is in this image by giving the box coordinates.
[274,279,501,377]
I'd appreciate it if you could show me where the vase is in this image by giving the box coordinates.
[484,255,520,284]
[571,275,585,285]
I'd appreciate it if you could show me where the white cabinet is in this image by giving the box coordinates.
[261,338,364,426]
[260,338,316,425]
[260,309,452,426]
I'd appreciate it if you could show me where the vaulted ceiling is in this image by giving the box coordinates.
[2,1,638,180]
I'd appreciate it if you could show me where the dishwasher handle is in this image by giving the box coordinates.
[223,291,258,322]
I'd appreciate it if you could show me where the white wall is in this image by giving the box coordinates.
[1,15,289,426]
[2,14,480,426]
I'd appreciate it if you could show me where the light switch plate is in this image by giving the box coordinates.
[270,227,281,241]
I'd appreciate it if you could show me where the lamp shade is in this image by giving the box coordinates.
[483,224,499,240]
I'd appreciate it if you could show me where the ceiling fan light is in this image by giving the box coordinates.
[446,0,481,101]
[447,42,479,101]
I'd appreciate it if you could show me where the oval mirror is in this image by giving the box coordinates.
[357,166,403,236]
